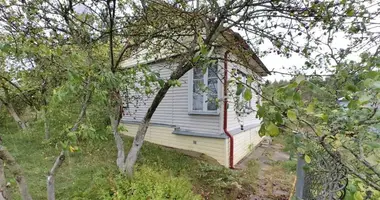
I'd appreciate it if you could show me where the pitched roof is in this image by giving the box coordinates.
[120,30,270,76]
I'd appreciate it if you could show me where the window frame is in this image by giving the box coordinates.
[188,63,220,115]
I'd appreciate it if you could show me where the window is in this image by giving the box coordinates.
[238,71,251,108]
[235,70,254,115]
[190,63,219,113]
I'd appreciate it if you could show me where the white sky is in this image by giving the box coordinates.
[73,1,380,83]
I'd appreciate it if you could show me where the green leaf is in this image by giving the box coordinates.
[353,191,363,200]
[158,79,165,87]
[275,112,283,124]
[236,83,244,96]
[287,110,297,121]
[243,89,252,101]
[256,105,266,118]
[346,8,355,17]
[348,100,359,109]
[372,81,380,89]
[258,125,266,137]
[306,102,314,114]
[267,122,280,137]
[367,141,380,149]
[247,76,253,85]
[295,75,305,84]
[359,94,371,104]
[0,43,11,52]
[293,92,301,102]
[304,154,311,164]
[192,54,201,62]
[346,84,358,92]
[319,113,328,122]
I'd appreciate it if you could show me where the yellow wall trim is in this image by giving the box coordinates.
[121,123,263,167]
[121,123,229,167]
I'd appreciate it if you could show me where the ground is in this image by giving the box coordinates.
[237,139,296,200]
[1,119,295,200]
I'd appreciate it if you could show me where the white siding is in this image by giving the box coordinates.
[224,53,262,132]
[122,62,221,135]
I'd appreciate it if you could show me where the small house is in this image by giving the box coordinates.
[120,31,270,167]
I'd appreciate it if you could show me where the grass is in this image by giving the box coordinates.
[1,120,254,200]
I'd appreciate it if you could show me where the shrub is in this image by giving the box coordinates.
[102,166,201,200]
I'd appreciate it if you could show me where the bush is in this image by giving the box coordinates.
[102,166,201,200]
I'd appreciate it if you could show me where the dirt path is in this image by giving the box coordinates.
[237,141,296,200]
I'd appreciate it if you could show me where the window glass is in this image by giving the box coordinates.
[191,63,219,112]
[207,78,218,110]
[193,67,203,79]
[192,79,203,110]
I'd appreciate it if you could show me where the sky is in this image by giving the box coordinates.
[73,0,379,83]
[261,53,305,82]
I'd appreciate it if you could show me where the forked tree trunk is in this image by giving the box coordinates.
[47,151,65,200]
[0,159,10,200]
[124,63,193,176]
[0,145,32,200]
[109,90,125,171]
[46,88,91,199]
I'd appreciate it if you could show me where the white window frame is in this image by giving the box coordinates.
[188,63,220,115]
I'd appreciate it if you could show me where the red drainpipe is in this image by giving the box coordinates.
[223,50,234,169]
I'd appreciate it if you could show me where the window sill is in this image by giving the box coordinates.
[188,111,219,116]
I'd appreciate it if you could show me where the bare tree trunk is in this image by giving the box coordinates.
[46,85,91,198]
[6,102,27,130]
[0,145,32,200]
[0,87,27,130]
[124,64,192,176]
[109,90,125,171]
[43,106,50,139]
[70,83,91,132]
[47,151,65,200]
[0,159,10,200]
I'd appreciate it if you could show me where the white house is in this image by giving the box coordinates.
[120,31,270,167]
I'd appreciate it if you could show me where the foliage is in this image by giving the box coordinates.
[1,122,260,199]
[101,166,201,200]
[1,0,380,197]
[255,53,380,194]
[345,178,380,200]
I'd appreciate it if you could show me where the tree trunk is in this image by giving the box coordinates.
[6,102,27,130]
[109,90,125,172]
[1,87,27,130]
[46,89,90,199]
[47,151,65,200]
[0,159,10,200]
[43,106,50,139]
[70,87,91,132]
[0,145,32,200]
[124,63,192,176]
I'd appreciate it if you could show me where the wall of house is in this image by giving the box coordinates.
[122,62,221,135]
[228,126,263,166]
[121,122,262,167]
[121,123,228,166]
[223,53,262,132]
